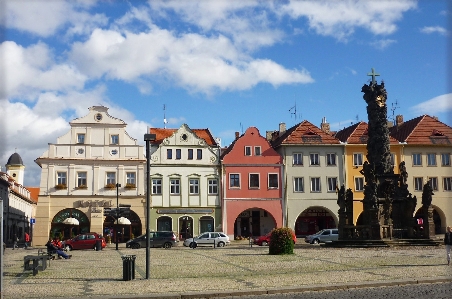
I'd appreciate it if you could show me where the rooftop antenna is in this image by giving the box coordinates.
[239,122,244,134]
[355,114,359,124]
[389,99,400,126]
[163,104,168,128]
[289,102,301,122]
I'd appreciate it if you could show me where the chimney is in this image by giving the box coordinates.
[387,121,393,128]
[396,115,403,126]
[266,131,273,141]
[235,132,240,140]
[279,122,286,134]
[433,116,438,121]
[320,117,330,134]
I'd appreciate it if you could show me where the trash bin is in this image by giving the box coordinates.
[95,240,102,251]
[121,255,136,281]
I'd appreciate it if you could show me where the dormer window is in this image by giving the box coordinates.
[77,134,85,144]
[111,135,119,144]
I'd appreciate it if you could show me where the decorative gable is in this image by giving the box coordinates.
[301,127,322,143]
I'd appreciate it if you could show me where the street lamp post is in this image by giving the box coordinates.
[144,133,156,279]
[116,183,121,250]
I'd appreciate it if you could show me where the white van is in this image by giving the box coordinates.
[304,229,339,244]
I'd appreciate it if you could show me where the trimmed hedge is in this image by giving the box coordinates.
[269,227,294,255]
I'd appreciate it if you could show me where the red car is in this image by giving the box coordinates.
[253,231,297,246]
[63,232,106,251]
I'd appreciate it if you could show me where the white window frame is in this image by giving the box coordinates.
[443,177,452,191]
[77,172,87,187]
[170,178,180,195]
[106,172,116,185]
[428,177,438,191]
[189,178,199,194]
[110,134,119,145]
[249,173,260,189]
[245,146,252,156]
[441,153,451,166]
[354,177,364,191]
[126,172,136,185]
[326,153,336,166]
[188,149,193,160]
[327,177,337,192]
[254,146,261,156]
[310,177,321,192]
[152,178,162,194]
[77,133,85,144]
[208,179,218,194]
[412,153,422,166]
[310,153,320,166]
[268,173,279,189]
[229,173,240,188]
[293,153,303,166]
[353,153,363,166]
[294,177,304,192]
[414,177,423,191]
[427,153,436,166]
[57,172,67,185]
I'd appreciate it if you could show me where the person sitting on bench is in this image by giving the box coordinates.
[46,238,71,259]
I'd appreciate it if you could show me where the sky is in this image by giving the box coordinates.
[0,0,451,187]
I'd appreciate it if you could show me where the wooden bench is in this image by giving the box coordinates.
[24,255,49,276]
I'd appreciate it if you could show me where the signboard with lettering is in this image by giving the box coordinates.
[157,209,214,214]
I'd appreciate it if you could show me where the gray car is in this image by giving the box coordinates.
[183,232,230,248]
[304,229,339,244]
[126,231,177,249]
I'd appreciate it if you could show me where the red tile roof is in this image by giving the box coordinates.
[335,121,399,144]
[25,187,40,203]
[149,127,218,146]
[271,120,341,147]
[389,115,452,145]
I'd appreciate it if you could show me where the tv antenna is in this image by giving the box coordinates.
[163,104,168,128]
[289,102,301,122]
[239,122,244,134]
[389,99,400,125]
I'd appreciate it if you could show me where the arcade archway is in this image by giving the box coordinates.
[157,216,173,232]
[103,209,142,243]
[295,207,336,236]
[50,208,89,240]
[233,208,276,238]
[415,207,443,234]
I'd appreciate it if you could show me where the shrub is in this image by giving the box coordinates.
[269,227,294,255]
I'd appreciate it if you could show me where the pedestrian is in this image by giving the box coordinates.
[13,234,18,250]
[46,238,71,260]
[24,232,30,249]
[445,226,452,266]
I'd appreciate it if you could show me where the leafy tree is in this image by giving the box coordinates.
[269,227,294,255]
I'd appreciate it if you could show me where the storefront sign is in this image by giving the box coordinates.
[157,209,214,214]
[76,200,112,208]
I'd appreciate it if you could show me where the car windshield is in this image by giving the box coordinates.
[315,229,326,235]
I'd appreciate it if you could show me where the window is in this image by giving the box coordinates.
[441,153,451,166]
[310,153,320,166]
[106,172,116,185]
[197,149,202,160]
[390,153,395,166]
[77,172,87,187]
[412,153,422,166]
[57,172,67,185]
[427,153,436,166]
[152,179,162,194]
[326,153,336,166]
[293,153,303,165]
[188,149,193,160]
[245,146,252,156]
[414,177,423,191]
[310,177,321,192]
[167,149,172,159]
[254,147,261,156]
[176,149,181,160]
[111,135,119,144]
[353,153,363,166]
[327,177,337,192]
[354,177,364,191]
[126,172,136,185]
[444,177,452,191]
[170,179,180,194]
[208,179,218,194]
[268,174,278,189]
[428,177,438,191]
[230,174,240,188]
[189,179,199,194]
[77,133,85,144]
[294,177,304,192]
[249,174,260,188]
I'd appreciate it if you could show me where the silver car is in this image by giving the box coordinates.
[183,232,230,248]
[304,229,339,244]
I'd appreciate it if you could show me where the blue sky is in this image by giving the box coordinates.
[0,0,450,186]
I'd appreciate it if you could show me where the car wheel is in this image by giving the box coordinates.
[64,245,72,251]
[312,239,319,245]
[217,242,225,247]
[132,243,140,249]
[163,242,172,249]
[261,241,268,246]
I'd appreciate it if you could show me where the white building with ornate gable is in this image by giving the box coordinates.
[33,106,146,246]
[149,124,221,239]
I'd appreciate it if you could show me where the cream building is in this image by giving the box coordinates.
[33,106,145,246]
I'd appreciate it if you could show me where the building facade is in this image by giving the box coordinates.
[33,106,146,246]
[149,124,221,239]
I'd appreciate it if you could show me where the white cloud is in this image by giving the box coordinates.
[278,0,417,41]
[370,39,397,50]
[420,26,448,35]
[410,93,452,116]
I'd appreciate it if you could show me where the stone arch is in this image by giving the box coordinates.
[233,208,277,239]
[103,209,142,243]
[199,215,214,233]
[414,205,444,234]
[50,208,89,240]
[157,215,173,232]
[294,206,338,236]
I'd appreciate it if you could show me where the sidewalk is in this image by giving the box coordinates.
[2,242,451,299]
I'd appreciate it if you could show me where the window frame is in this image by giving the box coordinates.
[245,146,252,156]
[110,134,119,145]
[229,173,240,188]
[57,172,67,185]
[414,177,423,191]
[441,153,451,166]
[294,177,304,192]
[310,177,321,192]
[208,179,218,195]
[176,149,181,160]
[428,177,438,191]
[427,153,437,166]
[152,178,162,194]
[197,149,202,160]
[170,178,180,195]
[354,177,364,191]
[309,153,320,166]
[106,172,116,185]
[443,177,452,191]
[188,149,193,160]
[353,153,363,166]
[249,173,260,189]
[189,178,200,194]
[126,172,136,185]
[327,177,337,192]
[77,133,85,144]
[268,173,279,189]
[326,153,336,166]
[293,153,303,166]
[412,153,422,166]
[77,172,87,187]
[167,149,172,160]
[254,146,261,156]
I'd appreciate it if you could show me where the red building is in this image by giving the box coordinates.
[221,127,283,239]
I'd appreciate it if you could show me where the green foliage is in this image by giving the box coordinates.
[269,227,294,255]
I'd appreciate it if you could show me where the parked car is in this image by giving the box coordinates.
[183,232,230,248]
[126,231,177,249]
[304,229,339,244]
[63,232,106,251]
[254,230,297,246]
